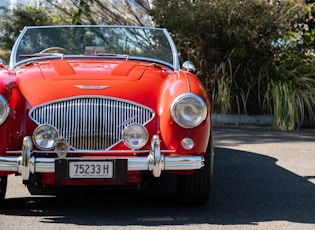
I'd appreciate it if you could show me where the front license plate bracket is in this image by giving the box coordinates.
[55,159,127,181]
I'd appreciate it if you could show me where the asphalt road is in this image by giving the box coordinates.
[0,126,314,230]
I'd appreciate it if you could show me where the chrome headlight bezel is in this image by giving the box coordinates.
[122,124,148,150]
[170,93,207,129]
[0,95,10,125]
[32,124,59,150]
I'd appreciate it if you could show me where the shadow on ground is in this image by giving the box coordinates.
[213,125,315,146]
[1,145,314,226]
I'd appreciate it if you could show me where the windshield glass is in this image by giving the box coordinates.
[10,25,179,69]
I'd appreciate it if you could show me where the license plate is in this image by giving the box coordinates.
[68,161,113,179]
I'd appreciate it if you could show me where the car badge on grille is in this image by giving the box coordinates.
[74,85,110,90]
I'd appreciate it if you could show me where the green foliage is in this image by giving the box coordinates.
[151,0,289,112]
[152,0,315,130]
[0,4,60,61]
[72,0,93,24]
[262,62,315,130]
[46,0,152,26]
[210,61,233,115]
[210,59,250,115]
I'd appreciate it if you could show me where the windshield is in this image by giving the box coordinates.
[10,25,179,69]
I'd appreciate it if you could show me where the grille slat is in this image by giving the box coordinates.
[29,97,154,150]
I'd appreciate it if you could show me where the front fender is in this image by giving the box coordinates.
[158,71,211,155]
[0,70,27,153]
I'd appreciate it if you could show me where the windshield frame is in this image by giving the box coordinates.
[9,25,180,70]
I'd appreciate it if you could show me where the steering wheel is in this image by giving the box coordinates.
[39,47,71,54]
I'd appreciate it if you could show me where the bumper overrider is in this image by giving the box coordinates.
[0,135,204,181]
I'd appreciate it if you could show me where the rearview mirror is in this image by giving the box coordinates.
[182,61,196,73]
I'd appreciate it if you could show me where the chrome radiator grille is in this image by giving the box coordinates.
[29,97,154,150]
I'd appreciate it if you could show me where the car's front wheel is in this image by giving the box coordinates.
[177,132,214,206]
[0,176,7,203]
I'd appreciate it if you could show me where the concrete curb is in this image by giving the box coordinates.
[211,114,273,126]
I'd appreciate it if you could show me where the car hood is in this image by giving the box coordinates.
[16,59,170,107]
[38,60,147,81]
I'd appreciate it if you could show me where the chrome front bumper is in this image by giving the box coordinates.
[0,135,204,180]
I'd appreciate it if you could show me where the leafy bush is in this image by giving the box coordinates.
[152,0,315,129]
[264,62,315,129]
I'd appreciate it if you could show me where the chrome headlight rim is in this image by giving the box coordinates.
[170,93,207,129]
[122,123,149,150]
[0,95,10,125]
[32,124,59,150]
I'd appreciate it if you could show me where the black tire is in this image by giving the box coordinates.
[177,131,214,206]
[0,176,8,203]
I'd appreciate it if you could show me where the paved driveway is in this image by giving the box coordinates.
[211,126,315,228]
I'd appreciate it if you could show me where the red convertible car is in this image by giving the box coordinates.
[0,25,213,205]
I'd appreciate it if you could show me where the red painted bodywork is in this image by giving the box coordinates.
[0,58,211,186]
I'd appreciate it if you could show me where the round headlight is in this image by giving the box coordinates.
[170,93,207,128]
[122,124,148,150]
[0,95,10,125]
[33,125,59,150]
